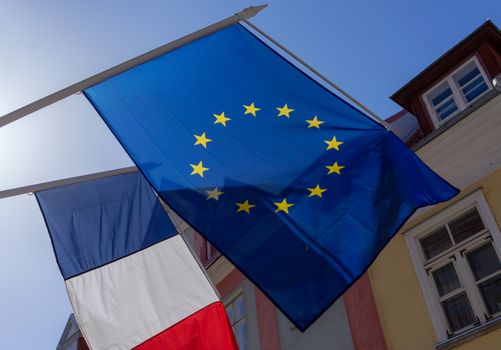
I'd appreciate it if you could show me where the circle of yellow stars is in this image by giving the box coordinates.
[189,102,346,215]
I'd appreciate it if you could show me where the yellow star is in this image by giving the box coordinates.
[306,116,324,129]
[307,185,328,198]
[236,200,255,214]
[193,132,212,148]
[324,136,344,151]
[325,162,345,175]
[206,187,224,200]
[213,112,231,126]
[276,104,294,118]
[274,198,294,214]
[190,161,209,177]
[243,102,261,117]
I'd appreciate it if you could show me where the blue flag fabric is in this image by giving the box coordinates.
[84,24,458,330]
[36,173,177,279]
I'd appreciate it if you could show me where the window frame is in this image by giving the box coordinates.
[224,289,249,350]
[405,190,501,340]
[422,55,492,128]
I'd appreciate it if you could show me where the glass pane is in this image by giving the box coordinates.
[433,263,461,296]
[429,82,453,106]
[225,305,234,324]
[456,65,481,87]
[435,97,456,114]
[479,275,501,315]
[206,241,213,260]
[437,103,458,121]
[464,82,488,103]
[234,295,245,320]
[466,243,501,281]
[235,319,248,350]
[454,61,489,103]
[441,292,476,332]
[462,76,484,94]
[420,226,453,260]
[449,208,484,244]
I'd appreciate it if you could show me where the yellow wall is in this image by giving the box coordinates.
[369,168,501,350]
[454,330,501,350]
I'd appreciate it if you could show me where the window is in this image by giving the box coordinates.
[225,293,248,350]
[423,56,492,127]
[206,240,214,261]
[454,60,490,103]
[59,340,78,350]
[191,232,220,267]
[405,191,501,340]
[201,237,219,266]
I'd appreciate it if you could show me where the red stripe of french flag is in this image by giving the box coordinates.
[135,302,238,350]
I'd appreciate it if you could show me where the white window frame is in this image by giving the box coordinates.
[224,289,248,349]
[405,190,501,340]
[422,56,492,128]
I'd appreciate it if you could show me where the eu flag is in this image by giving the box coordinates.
[84,24,458,330]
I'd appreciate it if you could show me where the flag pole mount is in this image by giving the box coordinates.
[0,4,268,129]
[237,4,268,20]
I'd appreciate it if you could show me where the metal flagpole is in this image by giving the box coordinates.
[241,19,391,130]
[0,4,268,129]
[0,166,137,199]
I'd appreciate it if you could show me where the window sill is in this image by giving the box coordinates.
[434,316,501,350]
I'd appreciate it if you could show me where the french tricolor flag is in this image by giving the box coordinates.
[36,173,238,350]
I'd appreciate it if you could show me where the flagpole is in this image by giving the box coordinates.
[241,19,390,129]
[0,166,137,199]
[0,4,267,129]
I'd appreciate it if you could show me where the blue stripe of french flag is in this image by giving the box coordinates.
[36,173,238,350]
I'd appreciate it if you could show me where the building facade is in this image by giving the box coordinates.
[369,20,501,350]
[58,20,501,350]
[57,315,89,350]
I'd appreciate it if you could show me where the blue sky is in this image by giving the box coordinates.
[0,1,500,348]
